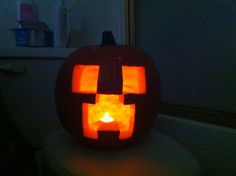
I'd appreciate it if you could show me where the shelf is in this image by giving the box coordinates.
[0,47,78,58]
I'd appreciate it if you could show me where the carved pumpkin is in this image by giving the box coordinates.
[55,35,160,148]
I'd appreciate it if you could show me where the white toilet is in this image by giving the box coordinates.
[0,59,200,176]
[0,59,63,148]
[0,59,64,175]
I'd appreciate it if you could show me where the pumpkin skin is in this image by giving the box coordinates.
[55,45,160,148]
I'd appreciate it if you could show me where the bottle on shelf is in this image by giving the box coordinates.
[53,0,69,48]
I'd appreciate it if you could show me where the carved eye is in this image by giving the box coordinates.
[122,66,146,94]
[72,65,99,93]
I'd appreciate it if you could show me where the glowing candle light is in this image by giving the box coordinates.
[101,112,114,123]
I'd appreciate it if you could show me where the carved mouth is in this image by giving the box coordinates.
[82,94,135,140]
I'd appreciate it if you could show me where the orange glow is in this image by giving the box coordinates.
[72,65,99,93]
[122,66,146,94]
[72,65,147,140]
[82,94,135,139]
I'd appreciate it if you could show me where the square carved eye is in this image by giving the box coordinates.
[72,65,99,93]
[122,66,146,94]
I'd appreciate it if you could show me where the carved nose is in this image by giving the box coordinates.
[97,59,122,94]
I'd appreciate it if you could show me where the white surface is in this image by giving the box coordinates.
[156,114,236,176]
[42,130,200,176]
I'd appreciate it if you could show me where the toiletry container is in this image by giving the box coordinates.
[54,0,69,47]
[17,0,38,23]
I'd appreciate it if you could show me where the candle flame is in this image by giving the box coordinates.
[101,112,114,123]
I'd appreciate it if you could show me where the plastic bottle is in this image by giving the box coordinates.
[53,0,69,48]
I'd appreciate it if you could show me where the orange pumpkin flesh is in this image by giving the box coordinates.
[72,65,99,93]
[72,65,146,140]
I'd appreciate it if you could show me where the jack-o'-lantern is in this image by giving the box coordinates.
[55,32,160,148]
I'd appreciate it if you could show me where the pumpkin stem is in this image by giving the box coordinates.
[101,31,117,46]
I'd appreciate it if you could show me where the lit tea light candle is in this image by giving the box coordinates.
[98,112,119,131]
[101,112,114,123]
